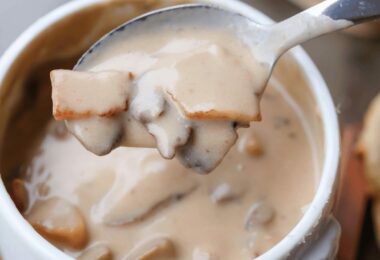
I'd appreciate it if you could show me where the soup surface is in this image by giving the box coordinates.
[8,82,316,259]
[1,1,318,259]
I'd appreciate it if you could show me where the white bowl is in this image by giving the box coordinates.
[0,0,340,259]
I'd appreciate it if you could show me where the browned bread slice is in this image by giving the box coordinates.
[358,93,380,193]
[51,70,131,120]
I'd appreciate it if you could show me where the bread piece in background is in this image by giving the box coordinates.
[358,93,380,194]
[358,93,380,248]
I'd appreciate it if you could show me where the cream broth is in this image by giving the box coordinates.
[0,0,322,259]
[15,85,317,259]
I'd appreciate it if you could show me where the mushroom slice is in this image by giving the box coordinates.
[93,155,198,225]
[26,197,88,249]
[244,202,275,232]
[177,121,238,173]
[123,236,175,260]
[78,244,112,260]
[66,115,123,156]
[146,103,191,159]
[51,70,131,120]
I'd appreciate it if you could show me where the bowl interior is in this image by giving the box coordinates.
[0,0,338,259]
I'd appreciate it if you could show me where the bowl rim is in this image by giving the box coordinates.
[0,0,340,259]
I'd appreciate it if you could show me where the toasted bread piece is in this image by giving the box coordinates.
[27,197,88,249]
[51,70,131,120]
[358,93,380,193]
[168,90,261,122]
[163,46,263,122]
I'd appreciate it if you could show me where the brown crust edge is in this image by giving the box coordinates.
[53,100,128,120]
[166,91,261,122]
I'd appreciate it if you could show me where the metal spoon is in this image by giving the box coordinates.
[76,0,380,91]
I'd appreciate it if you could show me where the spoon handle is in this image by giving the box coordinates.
[322,0,380,23]
[268,0,380,58]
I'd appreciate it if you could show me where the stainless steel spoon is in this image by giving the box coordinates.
[76,0,380,91]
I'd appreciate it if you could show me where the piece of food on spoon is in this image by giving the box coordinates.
[51,70,131,120]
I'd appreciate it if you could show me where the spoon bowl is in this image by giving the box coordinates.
[76,4,267,67]
[76,0,380,95]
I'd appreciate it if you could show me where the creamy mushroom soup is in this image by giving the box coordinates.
[8,82,316,259]
[1,1,318,259]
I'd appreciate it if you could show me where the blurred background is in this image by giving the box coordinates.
[1,0,379,259]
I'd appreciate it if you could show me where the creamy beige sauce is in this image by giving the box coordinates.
[16,85,316,259]
[52,27,268,173]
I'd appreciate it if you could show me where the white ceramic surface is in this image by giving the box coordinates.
[0,0,340,259]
